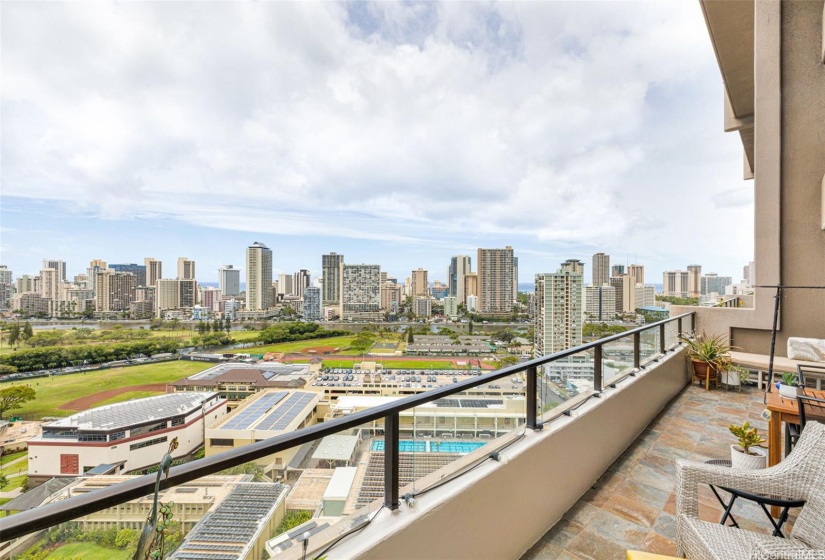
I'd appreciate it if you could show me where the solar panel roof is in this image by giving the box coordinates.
[43,392,220,431]
[220,392,287,430]
[254,393,315,431]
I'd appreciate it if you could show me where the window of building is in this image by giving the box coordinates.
[130,436,168,451]
[130,422,168,438]
[78,433,108,442]
[110,431,125,441]
[171,417,184,427]
[209,438,234,447]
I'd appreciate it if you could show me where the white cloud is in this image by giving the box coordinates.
[0,1,754,279]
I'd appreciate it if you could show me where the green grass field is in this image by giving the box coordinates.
[0,456,27,477]
[45,543,131,560]
[0,450,27,464]
[94,391,161,407]
[229,335,357,355]
[7,360,212,419]
[0,474,27,492]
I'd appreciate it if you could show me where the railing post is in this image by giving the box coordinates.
[384,413,399,510]
[677,317,683,339]
[659,324,666,355]
[594,344,603,393]
[633,332,641,369]
[526,365,541,430]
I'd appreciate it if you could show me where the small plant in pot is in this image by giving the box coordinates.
[679,331,736,389]
[721,365,749,387]
[728,421,767,469]
[776,372,799,399]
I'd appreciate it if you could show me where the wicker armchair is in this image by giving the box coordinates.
[676,421,825,559]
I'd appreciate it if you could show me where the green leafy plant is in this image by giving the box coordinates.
[729,421,766,456]
[679,331,736,371]
[781,372,798,386]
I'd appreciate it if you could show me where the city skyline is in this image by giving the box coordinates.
[2,2,753,286]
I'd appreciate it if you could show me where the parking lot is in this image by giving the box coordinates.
[311,367,525,391]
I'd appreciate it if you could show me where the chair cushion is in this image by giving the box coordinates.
[787,337,825,362]
[678,516,808,560]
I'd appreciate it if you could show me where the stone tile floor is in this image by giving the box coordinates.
[522,382,792,560]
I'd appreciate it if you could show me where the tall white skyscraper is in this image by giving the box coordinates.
[278,273,294,296]
[478,246,515,316]
[294,269,310,299]
[662,270,690,298]
[246,242,273,311]
[592,253,610,287]
[687,265,702,298]
[218,265,241,296]
[322,253,344,306]
[585,285,616,321]
[40,268,60,302]
[534,268,583,357]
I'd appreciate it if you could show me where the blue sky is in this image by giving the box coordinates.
[1,1,754,284]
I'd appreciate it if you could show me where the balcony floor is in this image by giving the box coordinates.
[522,382,788,560]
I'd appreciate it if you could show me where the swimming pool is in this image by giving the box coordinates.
[371,440,487,454]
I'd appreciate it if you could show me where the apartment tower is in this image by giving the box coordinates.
[411,268,429,298]
[177,257,196,280]
[592,253,610,287]
[218,265,241,296]
[448,256,472,305]
[246,242,273,311]
[687,265,702,298]
[534,269,583,357]
[144,258,162,288]
[322,253,344,307]
[477,246,515,316]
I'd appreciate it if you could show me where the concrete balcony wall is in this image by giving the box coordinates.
[322,348,690,560]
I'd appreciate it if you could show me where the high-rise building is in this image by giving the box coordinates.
[155,278,197,316]
[611,264,625,278]
[177,257,196,280]
[534,270,583,356]
[42,260,66,282]
[293,269,310,299]
[380,280,403,314]
[95,270,137,312]
[110,264,147,287]
[592,253,610,287]
[201,287,223,311]
[218,265,241,296]
[634,284,656,309]
[16,275,36,294]
[0,266,12,311]
[585,285,616,321]
[40,268,60,302]
[513,256,519,302]
[303,286,322,321]
[443,296,458,318]
[246,242,273,311]
[87,260,108,296]
[560,259,584,274]
[464,273,478,300]
[322,253,344,307]
[448,256,472,305]
[144,258,162,287]
[662,270,690,298]
[609,275,637,313]
[413,296,432,318]
[628,264,645,286]
[411,268,429,297]
[701,273,733,296]
[466,295,479,313]
[341,264,381,321]
[687,265,702,298]
[278,273,294,297]
[477,246,515,316]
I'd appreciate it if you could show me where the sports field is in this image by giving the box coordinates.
[6,360,211,420]
[228,335,357,355]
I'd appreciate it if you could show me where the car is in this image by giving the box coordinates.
[452,377,458,383]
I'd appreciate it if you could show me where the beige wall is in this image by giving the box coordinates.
[679,0,825,355]
[297,349,689,560]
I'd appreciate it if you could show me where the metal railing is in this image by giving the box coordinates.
[0,312,694,542]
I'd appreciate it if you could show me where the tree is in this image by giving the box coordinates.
[8,324,20,347]
[22,321,33,341]
[224,317,231,332]
[0,386,36,419]
[0,474,7,489]
[0,365,18,375]
[407,327,414,344]
[212,319,221,333]
[468,320,474,334]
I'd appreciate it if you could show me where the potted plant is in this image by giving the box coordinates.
[679,331,736,389]
[728,421,767,469]
[721,365,749,387]
[776,371,799,399]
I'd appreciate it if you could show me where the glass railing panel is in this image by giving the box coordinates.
[665,320,679,350]
[639,326,660,366]
[602,336,636,386]
[539,348,594,415]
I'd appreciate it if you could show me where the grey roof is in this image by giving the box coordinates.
[217,391,317,432]
[170,483,285,559]
[42,392,219,431]
[0,477,75,511]
[183,362,309,382]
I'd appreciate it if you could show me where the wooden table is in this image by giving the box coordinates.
[765,388,825,515]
